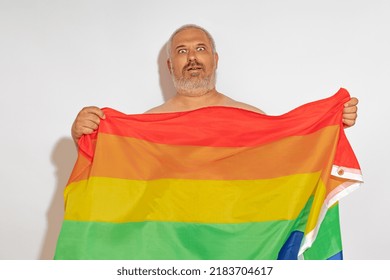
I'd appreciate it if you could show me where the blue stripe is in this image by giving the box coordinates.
[277,231,343,260]
[327,251,343,260]
[277,231,304,260]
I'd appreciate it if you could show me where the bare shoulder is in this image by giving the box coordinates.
[221,97,265,114]
[231,102,265,114]
[144,102,174,114]
[144,105,164,114]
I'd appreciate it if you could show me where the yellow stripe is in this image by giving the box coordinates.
[64,172,324,223]
[305,178,326,234]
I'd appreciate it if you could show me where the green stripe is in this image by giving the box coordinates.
[303,204,342,260]
[55,219,300,260]
[55,197,343,260]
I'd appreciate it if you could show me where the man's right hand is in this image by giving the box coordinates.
[71,106,106,145]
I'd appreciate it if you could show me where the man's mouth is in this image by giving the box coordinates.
[187,67,202,71]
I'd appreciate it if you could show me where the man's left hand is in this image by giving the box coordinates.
[343,97,359,127]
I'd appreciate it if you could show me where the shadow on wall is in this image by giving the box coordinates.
[39,137,77,259]
[158,42,176,102]
[38,44,174,260]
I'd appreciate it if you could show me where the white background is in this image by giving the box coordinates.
[0,0,389,260]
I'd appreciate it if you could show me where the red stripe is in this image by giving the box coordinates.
[93,88,350,147]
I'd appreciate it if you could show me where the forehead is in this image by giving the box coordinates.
[171,28,211,47]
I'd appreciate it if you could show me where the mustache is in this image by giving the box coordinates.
[183,60,204,71]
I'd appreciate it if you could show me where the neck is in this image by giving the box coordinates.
[171,88,224,110]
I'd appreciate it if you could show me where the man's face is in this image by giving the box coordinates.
[168,28,218,95]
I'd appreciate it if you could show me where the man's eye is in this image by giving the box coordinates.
[197,47,205,51]
[178,49,187,54]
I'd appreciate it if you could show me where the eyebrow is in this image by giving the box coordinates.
[175,45,186,50]
[196,43,207,48]
[175,43,208,50]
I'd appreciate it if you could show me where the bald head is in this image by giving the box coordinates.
[166,24,217,58]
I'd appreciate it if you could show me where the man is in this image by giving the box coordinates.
[71,24,358,144]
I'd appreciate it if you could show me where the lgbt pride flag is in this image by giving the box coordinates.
[54,88,363,260]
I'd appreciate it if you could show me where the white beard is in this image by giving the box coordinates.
[172,71,217,96]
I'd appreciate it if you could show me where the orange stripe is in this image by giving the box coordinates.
[87,125,339,181]
[67,153,91,184]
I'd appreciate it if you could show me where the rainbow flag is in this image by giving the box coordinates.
[54,88,362,260]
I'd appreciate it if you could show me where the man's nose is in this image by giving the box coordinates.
[187,49,197,61]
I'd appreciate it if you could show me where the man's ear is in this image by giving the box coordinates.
[167,59,172,74]
[214,52,219,69]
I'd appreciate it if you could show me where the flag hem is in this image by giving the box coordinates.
[297,165,363,258]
